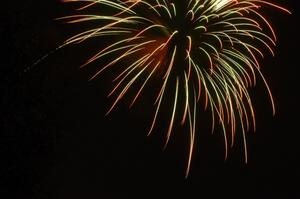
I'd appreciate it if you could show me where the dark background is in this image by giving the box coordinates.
[1,0,299,198]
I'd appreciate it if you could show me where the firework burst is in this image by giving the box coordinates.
[58,0,290,176]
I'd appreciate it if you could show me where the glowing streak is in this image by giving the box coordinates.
[182,72,189,125]
[185,90,196,178]
[149,47,177,136]
[214,0,233,11]
[130,61,161,107]
[164,77,179,148]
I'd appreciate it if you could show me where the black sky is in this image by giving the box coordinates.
[1,0,300,198]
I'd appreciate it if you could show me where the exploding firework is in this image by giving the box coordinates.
[58,0,290,176]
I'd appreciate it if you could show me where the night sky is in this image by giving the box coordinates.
[1,0,300,198]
